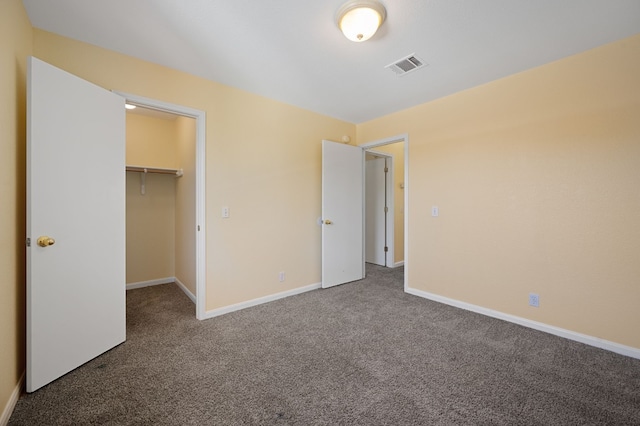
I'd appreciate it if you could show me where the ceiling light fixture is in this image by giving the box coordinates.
[336,0,386,42]
[125,104,136,110]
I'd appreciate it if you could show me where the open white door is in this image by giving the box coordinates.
[321,140,364,288]
[27,57,126,392]
[365,155,387,266]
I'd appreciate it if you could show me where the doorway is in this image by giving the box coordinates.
[362,135,408,289]
[320,135,408,290]
[115,91,207,319]
[365,151,393,267]
[124,105,196,305]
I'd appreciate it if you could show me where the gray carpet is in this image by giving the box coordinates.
[9,265,640,425]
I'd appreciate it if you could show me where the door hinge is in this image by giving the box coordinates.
[384,246,388,252]
[384,207,388,213]
[384,167,389,173]
[26,237,31,247]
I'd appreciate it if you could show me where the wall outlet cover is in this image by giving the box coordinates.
[529,293,540,307]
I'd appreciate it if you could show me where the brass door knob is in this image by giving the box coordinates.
[324,219,333,225]
[37,236,55,247]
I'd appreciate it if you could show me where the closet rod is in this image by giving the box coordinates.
[126,165,183,177]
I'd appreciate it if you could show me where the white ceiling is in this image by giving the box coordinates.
[23,0,640,123]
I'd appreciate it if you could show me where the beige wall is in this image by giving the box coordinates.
[368,142,405,264]
[357,35,640,350]
[126,172,176,284]
[0,0,32,416]
[32,29,356,311]
[175,116,197,294]
[125,113,179,284]
[126,113,179,169]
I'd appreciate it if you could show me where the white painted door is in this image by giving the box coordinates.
[321,140,364,288]
[365,155,387,266]
[27,57,126,392]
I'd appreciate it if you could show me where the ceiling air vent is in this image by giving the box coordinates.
[385,54,426,76]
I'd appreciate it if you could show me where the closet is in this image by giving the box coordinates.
[125,106,197,301]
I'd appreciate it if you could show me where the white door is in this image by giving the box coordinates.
[365,155,387,266]
[321,140,364,288]
[27,57,126,392]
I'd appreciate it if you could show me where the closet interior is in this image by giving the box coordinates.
[125,106,197,302]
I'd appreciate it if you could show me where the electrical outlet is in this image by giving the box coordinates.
[529,293,540,308]
[278,272,285,282]
[222,206,230,218]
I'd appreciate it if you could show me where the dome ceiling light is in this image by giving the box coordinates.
[336,0,387,42]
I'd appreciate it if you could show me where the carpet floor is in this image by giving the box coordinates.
[9,265,640,425]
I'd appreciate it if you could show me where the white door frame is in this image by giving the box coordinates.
[365,150,394,267]
[114,91,206,320]
[360,134,408,291]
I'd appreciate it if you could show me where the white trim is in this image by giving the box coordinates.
[126,277,196,304]
[1,373,24,426]
[359,134,408,149]
[126,277,174,290]
[404,136,409,293]
[406,286,640,360]
[393,261,405,268]
[174,277,196,304]
[194,110,206,320]
[203,283,322,319]
[359,134,409,291]
[112,91,206,320]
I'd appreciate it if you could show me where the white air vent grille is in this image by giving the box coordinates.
[386,54,427,76]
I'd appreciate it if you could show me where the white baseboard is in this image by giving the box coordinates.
[203,282,322,319]
[405,287,640,360]
[174,277,196,304]
[393,261,405,268]
[126,277,175,290]
[1,372,24,426]
[127,277,196,304]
